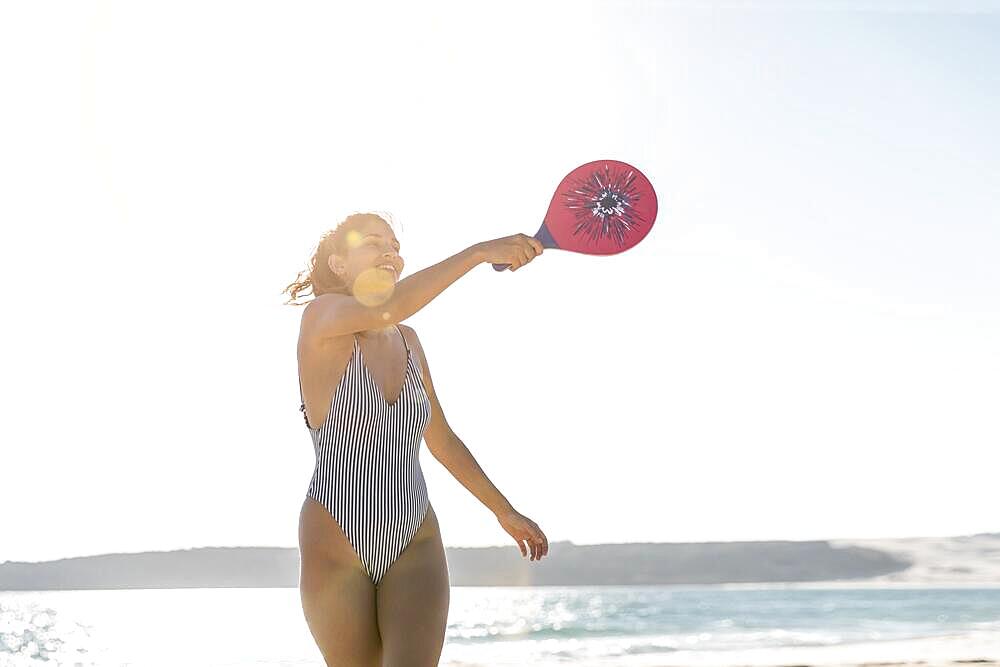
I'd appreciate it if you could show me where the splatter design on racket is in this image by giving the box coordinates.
[563,161,652,249]
[492,159,657,271]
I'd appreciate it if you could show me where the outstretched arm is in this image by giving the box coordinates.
[401,325,549,561]
[303,244,484,341]
[301,233,542,342]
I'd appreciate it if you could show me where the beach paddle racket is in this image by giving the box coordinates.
[492,159,658,271]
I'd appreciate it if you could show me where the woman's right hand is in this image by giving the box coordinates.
[475,234,544,271]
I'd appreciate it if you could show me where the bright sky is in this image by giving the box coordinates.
[1,1,998,563]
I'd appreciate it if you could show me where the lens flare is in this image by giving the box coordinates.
[352,267,395,306]
[345,229,364,249]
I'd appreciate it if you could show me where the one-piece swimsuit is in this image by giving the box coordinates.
[298,325,431,586]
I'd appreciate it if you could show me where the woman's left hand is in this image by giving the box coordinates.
[496,509,548,561]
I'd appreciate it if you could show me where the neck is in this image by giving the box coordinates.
[357,324,397,339]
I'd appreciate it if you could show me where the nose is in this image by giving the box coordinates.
[382,252,402,271]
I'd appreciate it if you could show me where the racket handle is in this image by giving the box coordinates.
[490,224,557,272]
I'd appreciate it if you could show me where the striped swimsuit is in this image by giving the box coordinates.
[298,325,432,586]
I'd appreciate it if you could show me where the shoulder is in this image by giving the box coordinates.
[301,293,345,323]
[300,293,339,333]
[298,294,356,350]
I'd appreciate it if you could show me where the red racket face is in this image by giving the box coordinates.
[543,160,657,256]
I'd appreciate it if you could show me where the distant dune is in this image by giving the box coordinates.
[1,532,998,591]
[828,531,1000,586]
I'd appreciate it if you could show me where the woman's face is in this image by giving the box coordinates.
[328,217,403,301]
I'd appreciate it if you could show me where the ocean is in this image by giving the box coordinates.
[2,584,999,666]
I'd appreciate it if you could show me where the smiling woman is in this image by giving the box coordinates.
[280,212,548,666]
[283,212,403,306]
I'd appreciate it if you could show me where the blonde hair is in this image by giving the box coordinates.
[282,212,398,305]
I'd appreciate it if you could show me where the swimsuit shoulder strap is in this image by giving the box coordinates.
[395,324,409,354]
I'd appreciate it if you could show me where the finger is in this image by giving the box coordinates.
[535,532,546,558]
[516,538,526,557]
[533,239,543,255]
[529,539,537,561]
[531,534,543,560]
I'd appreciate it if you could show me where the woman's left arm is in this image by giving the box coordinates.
[400,325,549,562]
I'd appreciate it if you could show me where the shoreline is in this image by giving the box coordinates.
[638,631,1000,667]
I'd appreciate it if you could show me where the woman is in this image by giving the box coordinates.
[283,212,549,667]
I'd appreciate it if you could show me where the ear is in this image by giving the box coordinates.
[327,253,346,279]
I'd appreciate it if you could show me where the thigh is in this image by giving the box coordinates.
[376,503,451,667]
[299,497,382,667]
